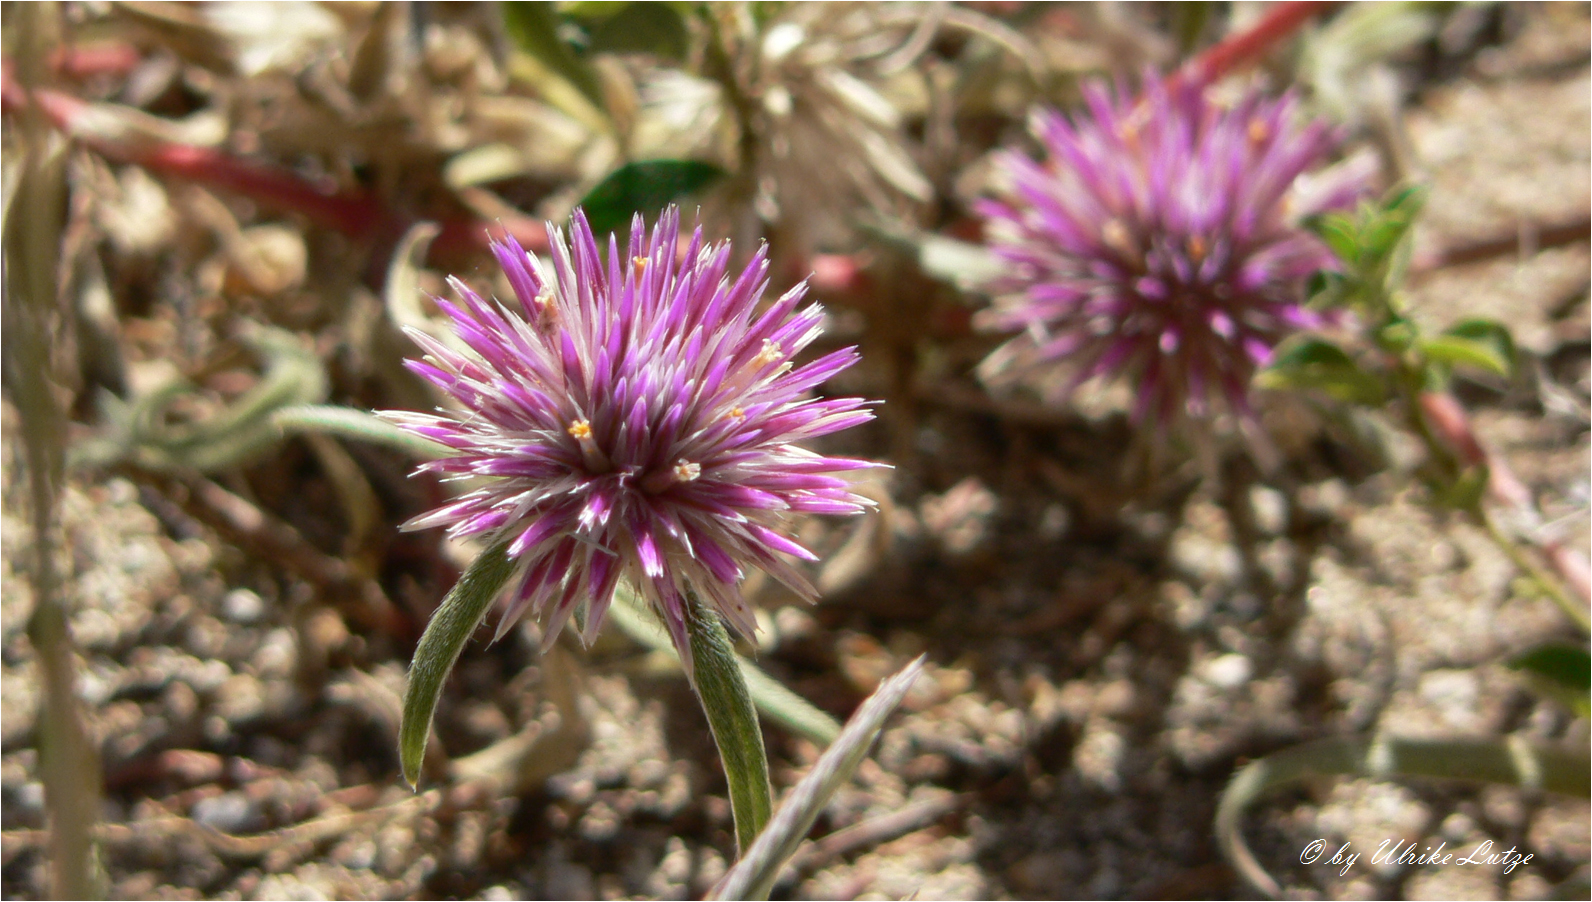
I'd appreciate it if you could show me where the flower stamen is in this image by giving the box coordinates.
[532,290,558,328]
[641,459,702,494]
[567,419,613,473]
[753,339,785,368]
[1102,220,1137,260]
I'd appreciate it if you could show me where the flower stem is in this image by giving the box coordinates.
[1183,1,1337,85]
[1483,515,1592,633]
[685,587,772,855]
[273,404,448,460]
[7,12,105,892]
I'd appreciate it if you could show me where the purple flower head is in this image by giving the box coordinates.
[385,207,878,667]
[977,77,1354,429]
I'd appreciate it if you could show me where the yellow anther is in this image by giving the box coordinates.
[673,460,701,483]
[1119,104,1149,152]
[1187,235,1207,263]
[752,339,784,368]
[1101,220,1136,259]
[567,419,611,473]
[729,407,746,419]
[1247,118,1270,145]
[633,256,648,274]
[530,289,559,327]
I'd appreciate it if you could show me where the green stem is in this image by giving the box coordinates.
[1483,515,1592,633]
[685,587,772,855]
[1397,360,1589,631]
[5,11,104,892]
[1218,734,1589,897]
[273,404,448,460]
[606,586,842,745]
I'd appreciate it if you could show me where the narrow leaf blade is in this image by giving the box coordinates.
[1419,334,1511,378]
[1441,318,1516,376]
[711,657,926,901]
[400,542,517,788]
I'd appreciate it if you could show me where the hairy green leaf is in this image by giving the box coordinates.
[400,543,517,788]
[711,658,925,901]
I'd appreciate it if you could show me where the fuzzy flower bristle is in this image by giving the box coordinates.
[384,207,879,666]
[977,77,1355,430]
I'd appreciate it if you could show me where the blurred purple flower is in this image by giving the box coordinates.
[385,207,878,665]
[977,78,1354,429]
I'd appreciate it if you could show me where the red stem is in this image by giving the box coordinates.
[2,73,546,265]
[49,42,143,80]
[1419,390,1590,605]
[1182,1,1339,86]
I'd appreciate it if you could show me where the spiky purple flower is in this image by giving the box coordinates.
[977,78,1353,428]
[385,207,878,664]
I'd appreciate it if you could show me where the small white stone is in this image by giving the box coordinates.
[1249,485,1288,536]
[221,588,266,623]
[1204,653,1253,690]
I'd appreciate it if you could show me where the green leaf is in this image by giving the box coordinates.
[1362,185,1426,280]
[578,159,725,236]
[1419,333,1511,378]
[1257,338,1385,405]
[1429,464,1489,511]
[566,2,690,59]
[502,2,606,111]
[1216,734,1589,897]
[1509,644,1591,718]
[1361,207,1416,266]
[400,543,517,788]
[1303,269,1337,304]
[1382,184,1427,220]
[1308,212,1360,264]
[1512,644,1592,690]
[1376,317,1417,354]
[1441,319,1516,376]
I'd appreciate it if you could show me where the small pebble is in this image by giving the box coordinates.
[15,781,44,816]
[190,791,262,834]
[1249,485,1289,536]
[220,588,266,624]
[1170,532,1242,587]
[1204,653,1253,690]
